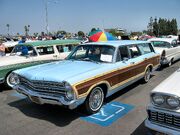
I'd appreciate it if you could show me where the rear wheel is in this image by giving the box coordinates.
[84,87,104,114]
[142,67,151,83]
[168,59,173,67]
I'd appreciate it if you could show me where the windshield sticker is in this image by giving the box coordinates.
[100,54,112,62]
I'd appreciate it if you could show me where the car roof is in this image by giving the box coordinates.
[84,40,150,47]
[148,38,176,43]
[17,39,81,47]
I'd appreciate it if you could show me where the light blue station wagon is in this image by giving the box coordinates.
[12,40,160,114]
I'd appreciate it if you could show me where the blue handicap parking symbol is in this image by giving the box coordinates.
[80,102,134,127]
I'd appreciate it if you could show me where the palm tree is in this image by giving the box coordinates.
[24,25,30,36]
[24,25,28,36]
[6,24,10,35]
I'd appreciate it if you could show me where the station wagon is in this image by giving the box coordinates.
[145,68,180,135]
[0,39,80,88]
[12,40,160,114]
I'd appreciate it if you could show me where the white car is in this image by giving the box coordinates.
[0,39,80,88]
[148,38,180,66]
[145,68,180,135]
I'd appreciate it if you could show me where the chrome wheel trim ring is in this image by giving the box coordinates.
[89,87,104,112]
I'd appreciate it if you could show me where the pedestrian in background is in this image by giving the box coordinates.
[0,40,5,56]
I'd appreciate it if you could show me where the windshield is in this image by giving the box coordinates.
[10,45,37,56]
[67,45,115,63]
[151,41,172,48]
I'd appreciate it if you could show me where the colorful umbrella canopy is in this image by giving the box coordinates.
[89,31,117,42]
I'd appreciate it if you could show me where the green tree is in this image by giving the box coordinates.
[153,17,159,36]
[77,31,85,37]
[171,18,178,35]
[91,28,96,32]
[147,17,154,36]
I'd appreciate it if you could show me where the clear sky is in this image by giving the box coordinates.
[0,0,180,35]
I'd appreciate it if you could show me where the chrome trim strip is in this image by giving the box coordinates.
[14,85,85,109]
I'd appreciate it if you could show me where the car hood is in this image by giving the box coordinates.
[0,55,27,67]
[151,68,180,97]
[15,60,105,84]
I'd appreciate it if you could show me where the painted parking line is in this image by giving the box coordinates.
[80,102,134,127]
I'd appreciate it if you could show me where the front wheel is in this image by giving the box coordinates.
[84,87,104,114]
[5,72,17,89]
[142,67,151,83]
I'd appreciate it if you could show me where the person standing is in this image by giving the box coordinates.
[0,40,5,56]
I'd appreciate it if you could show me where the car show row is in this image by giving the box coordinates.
[0,37,180,135]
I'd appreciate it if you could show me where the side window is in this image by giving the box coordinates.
[117,46,129,62]
[56,45,75,53]
[128,45,141,58]
[138,43,154,54]
[171,40,178,47]
[37,46,54,55]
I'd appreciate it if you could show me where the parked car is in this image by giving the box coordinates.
[148,38,180,66]
[12,40,160,114]
[0,39,81,88]
[145,68,180,135]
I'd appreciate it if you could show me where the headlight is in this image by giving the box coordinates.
[8,73,20,86]
[167,96,180,108]
[63,81,74,100]
[152,94,165,105]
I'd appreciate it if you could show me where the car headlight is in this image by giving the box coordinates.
[167,96,180,108]
[8,73,20,86]
[63,81,74,100]
[152,94,165,105]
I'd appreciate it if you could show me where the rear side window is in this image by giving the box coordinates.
[151,41,171,48]
[56,45,75,53]
[138,43,154,54]
[128,45,141,58]
[36,46,54,55]
[117,46,129,62]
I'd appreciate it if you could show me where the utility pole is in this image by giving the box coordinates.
[45,0,49,35]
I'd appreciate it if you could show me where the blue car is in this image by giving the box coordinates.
[12,40,160,114]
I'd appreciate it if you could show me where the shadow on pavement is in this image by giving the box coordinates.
[131,120,156,135]
[8,98,84,127]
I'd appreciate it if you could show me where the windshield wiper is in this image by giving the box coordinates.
[79,58,100,64]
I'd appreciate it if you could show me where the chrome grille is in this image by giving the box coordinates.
[19,76,66,95]
[148,110,180,129]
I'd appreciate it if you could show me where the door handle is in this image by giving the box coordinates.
[130,62,135,64]
[144,58,148,60]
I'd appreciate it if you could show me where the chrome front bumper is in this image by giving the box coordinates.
[145,105,180,135]
[14,85,85,109]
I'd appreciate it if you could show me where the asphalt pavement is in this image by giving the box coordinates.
[0,61,179,135]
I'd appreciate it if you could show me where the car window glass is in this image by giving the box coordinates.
[128,45,141,58]
[56,44,75,53]
[37,46,54,55]
[10,45,37,56]
[117,46,129,62]
[138,43,153,54]
[67,45,115,63]
[152,41,171,48]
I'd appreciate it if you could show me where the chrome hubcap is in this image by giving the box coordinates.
[145,68,151,82]
[89,87,104,111]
